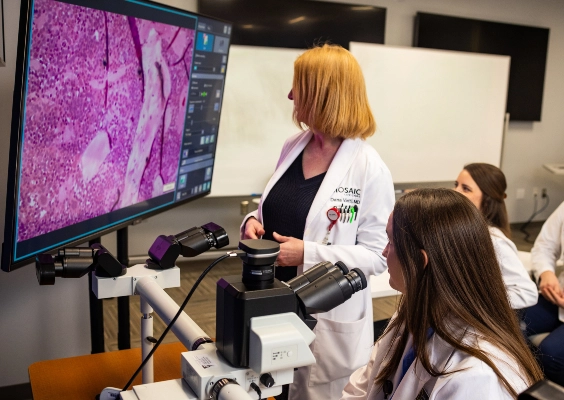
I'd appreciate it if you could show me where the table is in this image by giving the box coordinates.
[370,270,399,298]
[29,342,187,400]
[29,342,276,400]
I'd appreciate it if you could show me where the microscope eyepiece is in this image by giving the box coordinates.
[295,267,368,315]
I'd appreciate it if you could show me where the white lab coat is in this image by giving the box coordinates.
[530,200,564,321]
[241,130,395,399]
[341,320,530,400]
[489,226,538,309]
[531,200,564,281]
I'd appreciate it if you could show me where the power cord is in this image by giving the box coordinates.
[520,193,550,243]
[121,252,237,391]
[250,382,262,400]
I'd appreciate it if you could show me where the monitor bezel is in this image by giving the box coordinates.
[2,0,232,271]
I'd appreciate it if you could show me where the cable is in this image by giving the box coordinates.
[122,252,235,391]
[250,382,262,400]
[520,194,550,243]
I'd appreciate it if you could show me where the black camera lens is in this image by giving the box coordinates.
[35,252,93,285]
[238,240,280,286]
[36,253,56,285]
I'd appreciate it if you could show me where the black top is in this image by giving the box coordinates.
[262,151,326,281]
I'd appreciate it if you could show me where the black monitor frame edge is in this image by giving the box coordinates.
[1,0,231,272]
[415,11,550,32]
[2,0,33,273]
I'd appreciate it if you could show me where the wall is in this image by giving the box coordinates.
[0,0,563,388]
[0,1,92,388]
[129,0,564,256]
[0,0,206,388]
[324,0,564,223]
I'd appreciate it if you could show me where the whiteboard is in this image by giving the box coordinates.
[211,46,301,196]
[350,42,510,183]
[211,44,510,196]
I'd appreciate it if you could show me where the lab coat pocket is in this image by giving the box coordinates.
[308,313,373,385]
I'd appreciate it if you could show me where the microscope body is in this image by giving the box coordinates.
[44,231,366,400]
[216,276,298,368]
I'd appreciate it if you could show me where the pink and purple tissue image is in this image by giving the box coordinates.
[17,0,194,242]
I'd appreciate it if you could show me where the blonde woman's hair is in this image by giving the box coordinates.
[292,44,376,139]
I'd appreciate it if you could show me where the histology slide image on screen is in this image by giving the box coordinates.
[17,0,194,242]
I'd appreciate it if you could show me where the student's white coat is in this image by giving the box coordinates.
[341,320,530,400]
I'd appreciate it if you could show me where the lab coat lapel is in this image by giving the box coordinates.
[261,131,312,202]
[366,324,407,399]
[305,138,361,230]
[394,333,456,399]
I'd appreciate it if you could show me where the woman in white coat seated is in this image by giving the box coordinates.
[342,189,543,400]
[454,163,538,309]
[241,44,395,400]
[522,200,564,386]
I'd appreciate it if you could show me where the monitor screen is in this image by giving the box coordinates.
[414,12,549,121]
[198,0,386,49]
[2,0,232,271]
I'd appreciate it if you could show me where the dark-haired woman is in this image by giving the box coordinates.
[454,163,537,309]
[341,189,543,400]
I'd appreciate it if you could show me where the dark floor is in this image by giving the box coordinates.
[510,221,543,252]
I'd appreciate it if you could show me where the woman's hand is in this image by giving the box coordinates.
[545,286,564,308]
[273,232,304,266]
[242,217,265,239]
[539,270,563,305]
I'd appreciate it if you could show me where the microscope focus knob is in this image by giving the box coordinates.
[260,373,275,388]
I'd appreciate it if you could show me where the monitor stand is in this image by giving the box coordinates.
[88,226,131,354]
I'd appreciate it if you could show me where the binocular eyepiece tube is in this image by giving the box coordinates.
[285,260,349,292]
[294,265,367,315]
[236,239,368,306]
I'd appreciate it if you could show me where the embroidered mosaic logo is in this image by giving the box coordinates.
[331,186,361,205]
[334,187,361,196]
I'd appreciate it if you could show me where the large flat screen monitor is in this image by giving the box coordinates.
[414,12,549,122]
[198,0,386,49]
[2,0,232,271]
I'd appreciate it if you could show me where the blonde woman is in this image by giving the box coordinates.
[241,44,394,399]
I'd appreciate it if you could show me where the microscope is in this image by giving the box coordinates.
[36,222,368,399]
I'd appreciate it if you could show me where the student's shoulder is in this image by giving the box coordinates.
[488,226,519,251]
[550,200,564,220]
[436,342,527,397]
[489,226,510,244]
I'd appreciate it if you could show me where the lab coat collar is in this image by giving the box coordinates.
[260,130,362,231]
[305,137,362,229]
[372,324,457,399]
[393,332,456,398]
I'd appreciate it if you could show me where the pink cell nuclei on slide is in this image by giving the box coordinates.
[16,0,195,242]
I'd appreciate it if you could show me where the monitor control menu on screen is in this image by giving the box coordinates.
[175,18,231,202]
[4,0,232,267]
